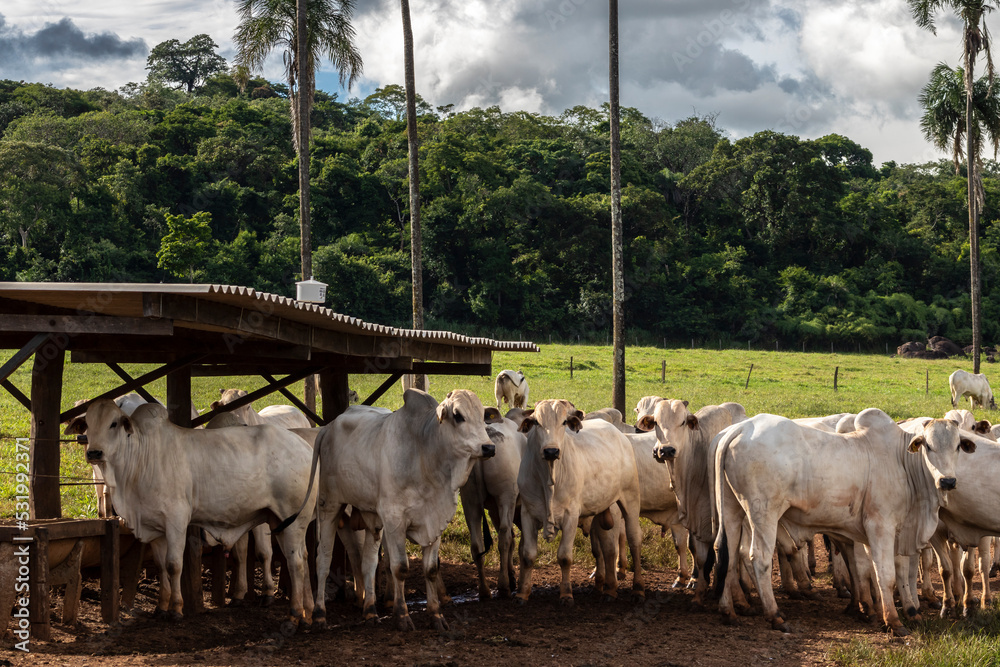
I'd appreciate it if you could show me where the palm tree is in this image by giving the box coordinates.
[234,0,362,410]
[609,0,625,414]
[910,0,1000,372]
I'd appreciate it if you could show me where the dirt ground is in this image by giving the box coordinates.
[3,539,941,667]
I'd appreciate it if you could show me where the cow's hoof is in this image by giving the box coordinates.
[514,595,529,606]
[671,577,686,589]
[924,599,942,610]
[363,614,379,627]
[686,580,697,591]
[431,614,449,634]
[721,613,739,626]
[152,608,170,620]
[312,610,327,630]
[439,595,453,607]
[602,593,618,603]
[227,598,245,608]
[478,587,492,601]
[396,614,415,632]
[836,588,852,599]
[784,590,804,601]
[891,625,911,638]
[497,587,511,599]
[259,595,275,608]
[559,595,575,607]
[771,617,791,633]
[990,564,1000,578]
[167,610,183,623]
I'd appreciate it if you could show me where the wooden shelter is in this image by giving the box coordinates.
[0,282,538,633]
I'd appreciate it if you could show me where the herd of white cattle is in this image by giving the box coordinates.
[63,367,1000,638]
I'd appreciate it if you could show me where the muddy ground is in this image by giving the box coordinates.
[1,534,950,667]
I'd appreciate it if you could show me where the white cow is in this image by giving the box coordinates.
[459,415,527,599]
[287,389,499,632]
[82,399,317,625]
[516,399,644,604]
[212,388,312,428]
[494,369,529,409]
[583,407,636,433]
[638,399,748,607]
[714,409,975,636]
[949,370,996,410]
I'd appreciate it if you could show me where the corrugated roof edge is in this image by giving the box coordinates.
[0,282,540,353]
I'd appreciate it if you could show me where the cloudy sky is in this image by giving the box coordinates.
[0,0,990,165]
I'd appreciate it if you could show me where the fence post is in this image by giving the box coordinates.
[570,356,574,379]
[745,363,754,390]
[834,366,839,392]
[926,369,929,395]
[661,360,666,383]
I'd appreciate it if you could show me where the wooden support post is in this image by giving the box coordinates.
[319,369,350,593]
[834,367,840,392]
[29,527,51,640]
[926,369,930,395]
[119,539,145,610]
[745,364,754,390]
[30,341,64,519]
[570,356,574,379]
[661,360,665,383]
[101,518,120,624]
[51,539,84,625]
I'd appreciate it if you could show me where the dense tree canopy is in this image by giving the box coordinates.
[1,74,999,350]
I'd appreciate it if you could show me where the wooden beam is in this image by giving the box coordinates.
[0,332,51,384]
[0,314,172,336]
[101,518,120,624]
[30,343,64,519]
[166,364,192,428]
[260,373,324,425]
[106,363,158,404]
[320,370,351,423]
[191,366,322,427]
[29,527,51,640]
[362,372,404,406]
[59,353,206,423]
[1,378,30,411]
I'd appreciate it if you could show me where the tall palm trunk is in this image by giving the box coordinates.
[402,0,426,390]
[966,44,983,374]
[609,0,625,414]
[297,0,317,413]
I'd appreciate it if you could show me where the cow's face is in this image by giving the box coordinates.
[641,399,696,463]
[436,389,497,460]
[908,418,976,505]
[82,399,134,464]
[633,396,666,431]
[517,399,583,463]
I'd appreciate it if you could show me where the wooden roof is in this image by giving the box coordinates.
[0,282,539,369]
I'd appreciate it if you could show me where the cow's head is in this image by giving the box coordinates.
[435,389,497,460]
[640,399,697,463]
[82,399,135,464]
[633,396,666,431]
[906,417,976,504]
[518,399,583,539]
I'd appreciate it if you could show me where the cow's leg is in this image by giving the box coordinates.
[148,537,177,619]
[776,548,798,599]
[867,534,908,636]
[671,523,693,588]
[919,546,941,608]
[959,547,975,616]
[381,522,413,631]
[807,537,817,577]
[275,522,312,628]
[895,554,921,620]
[312,503,345,626]
[556,520,579,605]
[717,491,751,624]
[516,514,539,604]
[335,524,364,608]
[746,519,787,632]
[461,492,490,601]
[229,532,250,604]
[361,527,382,621]
[991,537,1000,578]
[928,531,956,617]
[979,536,993,610]
[252,524,276,604]
[161,527,186,620]
[494,502,516,598]
[619,498,644,599]
[616,523,629,580]
[589,525,608,595]
[422,539,449,633]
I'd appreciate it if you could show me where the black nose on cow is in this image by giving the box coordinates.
[481,443,496,459]
[940,477,957,491]
[86,450,103,462]
[543,447,560,461]
[654,446,676,463]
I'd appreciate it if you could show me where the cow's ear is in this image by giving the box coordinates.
[959,437,977,454]
[210,400,220,411]
[219,388,224,395]
[908,436,926,453]
[686,414,699,430]
[565,416,583,433]
[518,417,537,433]
[637,416,655,431]
[121,415,134,435]
[682,400,689,408]
[436,403,450,423]
[484,407,503,424]
[573,409,585,421]
[64,416,87,435]
[974,420,992,434]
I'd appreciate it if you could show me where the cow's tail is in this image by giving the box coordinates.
[274,426,324,535]
[712,424,741,556]
[476,520,494,561]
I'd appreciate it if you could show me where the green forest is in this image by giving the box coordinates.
[1,72,997,350]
